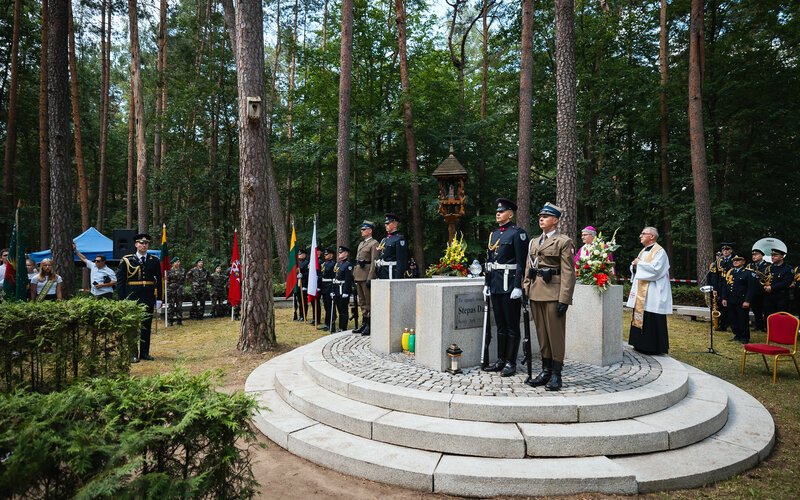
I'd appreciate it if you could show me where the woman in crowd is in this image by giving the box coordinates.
[29,258,63,302]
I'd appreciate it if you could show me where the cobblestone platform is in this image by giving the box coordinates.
[323,334,661,397]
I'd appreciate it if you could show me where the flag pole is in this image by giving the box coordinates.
[164,269,169,327]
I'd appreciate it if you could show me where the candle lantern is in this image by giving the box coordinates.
[446,343,463,374]
[432,144,468,243]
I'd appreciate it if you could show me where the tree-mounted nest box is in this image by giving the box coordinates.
[247,97,262,122]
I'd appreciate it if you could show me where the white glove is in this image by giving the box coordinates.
[510,288,523,300]
[342,294,349,298]
[483,286,491,297]
[330,292,335,298]
[156,300,163,310]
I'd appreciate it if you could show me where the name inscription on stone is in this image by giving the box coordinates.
[454,293,485,330]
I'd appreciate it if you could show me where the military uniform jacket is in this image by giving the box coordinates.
[354,238,379,282]
[298,259,309,290]
[321,260,336,294]
[745,260,769,296]
[720,267,757,305]
[167,268,186,291]
[210,272,228,296]
[116,253,163,304]
[522,232,576,304]
[709,256,733,291]
[485,222,528,294]
[767,262,793,297]
[333,260,354,297]
[377,231,408,279]
[187,267,210,287]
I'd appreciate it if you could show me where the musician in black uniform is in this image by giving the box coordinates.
[745,248,769,331]
[376,213,408,280]
[720,254,758,343]
[332,246,355,333]
[709,242,735,331]
[763,248,793,318]
[319,247,336,331]
[482,198,528,377]
[115,233,163,362]
[293,249,309,321]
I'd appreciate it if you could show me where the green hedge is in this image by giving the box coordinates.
[0,298,146,393]
[0,370,259,499]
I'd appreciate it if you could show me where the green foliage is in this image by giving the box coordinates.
[0,297,145,393]
[0,370,259,499]
[670,284,706,307]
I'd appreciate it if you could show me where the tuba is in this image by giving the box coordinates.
[752,237,788,264]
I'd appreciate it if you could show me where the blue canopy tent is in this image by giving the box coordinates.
[29,227,161,263]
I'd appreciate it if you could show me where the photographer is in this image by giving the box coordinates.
[74,244,116,299]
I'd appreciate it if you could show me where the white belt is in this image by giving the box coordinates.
[322,278,333,282]
[377,260,397,279]
[333,279,345,284]
[488,262,517,291]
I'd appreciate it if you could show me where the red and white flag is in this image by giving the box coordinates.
[228,229,242,307]
[307,219,318,302]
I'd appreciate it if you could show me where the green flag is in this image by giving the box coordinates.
[3,204,27,301]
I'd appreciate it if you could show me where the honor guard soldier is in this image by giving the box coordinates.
[116,233,163,362]
[763,248,793,318]
[166,257,186,326]
[720,254,758,343]
[522,203,576,391]
[293,249,310,321]
[708,242,735,331]
[210,265,229,317]
[745,248,769,331]
[376,213,408,280]
[332,246,355,333]
[187,259,210,319]
[353,221,379,335]
[319,247,336,331]
[482,198,528,377]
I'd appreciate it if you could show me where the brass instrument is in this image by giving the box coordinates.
[701,285,721,329]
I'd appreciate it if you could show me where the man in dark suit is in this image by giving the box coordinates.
[116,233,163,362]
[720,254,757,343]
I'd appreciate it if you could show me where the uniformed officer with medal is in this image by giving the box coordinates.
[376,213,408,280]
[482,198,528,377]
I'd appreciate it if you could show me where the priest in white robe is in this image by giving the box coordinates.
[626,226,672,354]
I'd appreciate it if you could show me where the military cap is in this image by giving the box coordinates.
[171,257,180,264]
[538,202,563,218]
[752,248,765,256]
[720,242,735,250]
[360,220,376,230]
[771,248,786,255]
[323,247,334,255]
[298,248,308,255]
[135,233,152,244]
[732,254,746,261]
[495,198,517,212]
[338,245,350,253]
[384,213,399,224]
[195,258,203,264]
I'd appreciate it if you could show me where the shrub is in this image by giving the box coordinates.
[0,371,259,499]
[0,297,146,393]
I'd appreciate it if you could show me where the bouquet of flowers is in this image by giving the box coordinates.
[425,233,469,277]
[576,230,620,292]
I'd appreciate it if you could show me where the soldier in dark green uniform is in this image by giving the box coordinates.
[187,259,210,319]
[319,247,336,331]
[210,264,228,317]
[720,254,758,343]
[116,233,163,362]
[332,246,355,333]
[166,257,186,326]
[376,213,408,280]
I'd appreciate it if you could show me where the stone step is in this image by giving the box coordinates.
[276,348,726,458]
[303,338,689,423]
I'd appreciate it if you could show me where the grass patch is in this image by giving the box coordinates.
[135,308,800,498]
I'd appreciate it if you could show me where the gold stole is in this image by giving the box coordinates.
[631,242,663,329]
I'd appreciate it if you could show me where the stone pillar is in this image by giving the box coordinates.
[565,284,624,366]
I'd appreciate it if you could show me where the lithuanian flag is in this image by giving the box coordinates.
[284,225,298,298]
[160,224,169,296]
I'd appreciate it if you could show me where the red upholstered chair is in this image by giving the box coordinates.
[741,312,800,384]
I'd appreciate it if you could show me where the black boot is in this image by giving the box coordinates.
[526,358,552,387]
[483,333,508,372]
[501,335,521,377]
[545,361,563,391]
[360,318,371,336]
[353,322,365,334]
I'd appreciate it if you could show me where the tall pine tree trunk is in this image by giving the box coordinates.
[395,0,424,269]
[235,0,276,351]
[659,0,674,273]
[129,0,148,232]
[154,0,168,226]
[516,0,534,232]
[39,0,50,247]
[126,84,135,228]
[555,0,577,239]
[68,1,90,231]
[96,0,111,232]
[689,0,713,280]
[336,0,354,248]
[48,0,74,297]
[2,0,22,238]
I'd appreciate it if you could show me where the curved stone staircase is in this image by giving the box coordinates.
[245,333,775,496]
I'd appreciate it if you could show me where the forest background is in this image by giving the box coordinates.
[1,0,798,284]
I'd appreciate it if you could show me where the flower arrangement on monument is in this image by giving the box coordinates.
[575,230,620,292]
[425,233,469,277]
